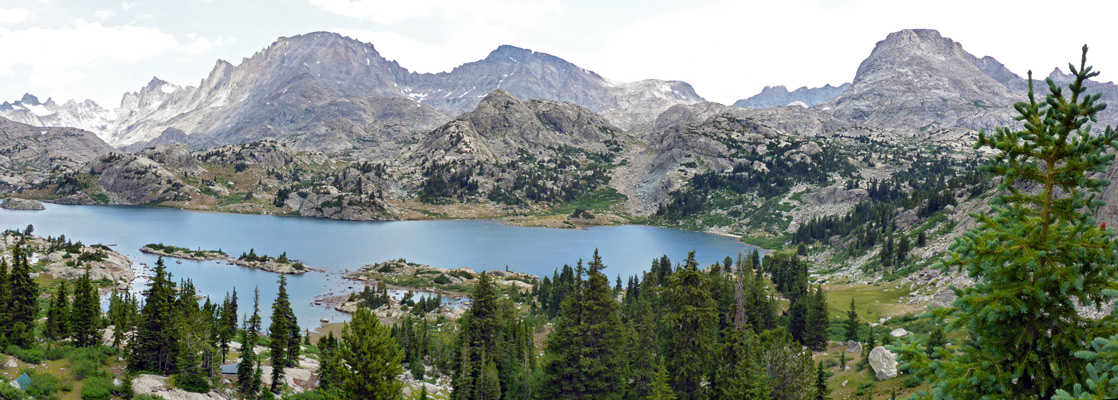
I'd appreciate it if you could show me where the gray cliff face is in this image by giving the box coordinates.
[826,29,1020,135]
[733,83,850,109]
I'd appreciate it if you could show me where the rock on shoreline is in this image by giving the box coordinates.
[139,245,317,274]
[1,197,44,210]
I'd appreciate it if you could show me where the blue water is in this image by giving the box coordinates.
[0,204,761,330]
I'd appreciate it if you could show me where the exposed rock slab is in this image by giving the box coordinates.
[1,197,44,210]
[869,346,898,380]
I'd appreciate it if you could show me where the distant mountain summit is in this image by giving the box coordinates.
[733,83,850,109]
[826,29,1020,134]
[0,32,702,150]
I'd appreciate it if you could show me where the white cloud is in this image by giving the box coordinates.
[92,10,115,20]
[181,33,235,56]
[309,0,564,26]
[0,8,30,24]
[0,23,235,103]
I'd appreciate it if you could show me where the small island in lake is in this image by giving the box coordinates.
[140,243,315,274]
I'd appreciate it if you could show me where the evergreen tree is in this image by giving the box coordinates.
[316,331,343,392]
[340,308,404,400]
[269,274,297,393]
[108,290,137,349]
[650,358,677,400]
[714,282,771,400]
[899,47,1118,399]
[880,234,893,268]
[917,230,927,247]
[663,251,716,399]
[804,286,830,351]
[453,271,507,400]
[625,294,659,399]
[475,356,501,400]
[758,327,815,400]
[130,257,178,374]
[787,296,808,343]
[174,279,214,393]
[218,289,238,363]
[238,287,263,399]
[896,234,910,264]
[845,298,859,342]
[44,280,71,342]
[541,250,625,398]
[71,267,102,347]
[8,243,39,347]
[750,249,762,279]
[925,326,946,357]
[813,361,830,400]
[0,257,10,343]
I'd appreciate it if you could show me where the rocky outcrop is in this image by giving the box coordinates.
[81,153,196,205]
[132,374,232,400]
[734,83,850,109]
[868,346,898,380]
[53,192,96,205]
[1,197,44,210]
[845,340,862,354]
[1,232,134,289]
[412,89,624,164]
[260,366,315,393]
[0,116,114,187]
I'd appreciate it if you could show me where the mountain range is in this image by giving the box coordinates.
[0,32,703,151]
[6,28,1118,227]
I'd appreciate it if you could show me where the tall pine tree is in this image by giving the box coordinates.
[130,257,178,374]
[269,273,298,393]
[340,308,403,400]
[899,47,1118,398]
[238,287,263,399]
[71,267,102,347]
[8,242,39,347]
[541,250,625,398]
[663,251,717,400]
[44,280,71,342]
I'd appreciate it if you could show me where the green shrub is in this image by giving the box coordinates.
[24,369,63,400]
[133,395,166,400]
[80,374,115,400]
[433,274,451,285]
[904,375,922,388]
[67,346,113,380]
[173,371,211,393]
[455,270,475,280]
[0,381,27,399]
[43,345,75,361]
[6,345,44,364]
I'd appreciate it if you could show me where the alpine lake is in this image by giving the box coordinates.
[0,203,761,330]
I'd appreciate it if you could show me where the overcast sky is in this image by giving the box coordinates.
[1,0,1116,108]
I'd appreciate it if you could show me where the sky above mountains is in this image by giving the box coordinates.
[1,0,1116,107]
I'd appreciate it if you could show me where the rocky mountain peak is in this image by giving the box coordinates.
[486,44,535,61]
[20,93,40,105]
[828,28,1018,134]
[734,83,850,109]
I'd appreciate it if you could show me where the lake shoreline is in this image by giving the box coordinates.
[37,202,771,252]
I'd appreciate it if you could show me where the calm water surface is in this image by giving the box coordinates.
[0,204,761,329]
